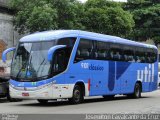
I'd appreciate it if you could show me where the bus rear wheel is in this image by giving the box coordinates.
[133,83,141,98]
[37,99,48,104]
[69,85,84,104]
[128,83,141,99]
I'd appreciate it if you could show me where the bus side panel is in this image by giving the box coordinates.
[69,60,107,96]
[115,62,158,94]
[149,62,158,91]
[135,63,158,92]
[69,60,121,96]
[67,60,92,96]
[90,61,119,96]
[117,61,134,94]
[106,61,121,95]
[68,60,158,97]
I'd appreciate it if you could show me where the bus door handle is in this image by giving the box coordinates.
[70,76,75,79]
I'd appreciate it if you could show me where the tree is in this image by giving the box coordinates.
[11,0,134,38]
[83,0,135,37]
[48,0,85,29]
[10,0,85,34]
[11,0,58,34]
[85,0,121,8]
[125,0,160,42]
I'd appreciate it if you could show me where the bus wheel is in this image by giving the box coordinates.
[103,95,115,100]
[133,83,141,98]
[37,99,48,104]
[69,85,84,104]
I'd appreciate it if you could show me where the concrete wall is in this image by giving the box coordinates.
[0,0,24,77]
[0,13,21,46]
[0,13,21,76]
[0,13,13,48]
[0,0,9,7]
[0,11,22,76]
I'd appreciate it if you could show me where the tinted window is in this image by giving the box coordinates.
[123,46,135,62]
[74,39,93,62]
[95,41,108,60]
[109,43,123,61]
[74,39,157,63]
[149,49,157,63]
[135,47,157,63]
[57,37,76,47]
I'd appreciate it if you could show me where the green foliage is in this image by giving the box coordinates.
[84,0,134,37]
[125,0,160,42]
[85,0,121,8]
[26,5,58,33]
[11,0,134,38]
[11,0,58,33]
[11,0,85,34]
[153,36,160,45]
[48,0,85,29]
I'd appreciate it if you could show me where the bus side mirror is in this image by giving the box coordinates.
[2,47,16,63]
[47,45,66,61]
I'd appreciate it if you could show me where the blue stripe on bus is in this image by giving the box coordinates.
[108,61,131,91]
[116,62,131,80]
[108,61,116,91]
[10,78,54,87]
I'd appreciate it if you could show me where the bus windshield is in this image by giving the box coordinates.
[11,38,76,81]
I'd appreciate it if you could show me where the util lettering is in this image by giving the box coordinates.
[137,64,154,82]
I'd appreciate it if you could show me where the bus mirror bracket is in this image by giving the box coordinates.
[48,45,66,61]
[2,47,16,63]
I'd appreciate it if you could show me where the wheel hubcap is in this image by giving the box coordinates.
[135,86,140,97]
[74,90,80,102]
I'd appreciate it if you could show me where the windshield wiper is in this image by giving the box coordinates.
[37,58,45,74]
[27,55,32,70]
[15,66,24,80]
[27,75,49,81]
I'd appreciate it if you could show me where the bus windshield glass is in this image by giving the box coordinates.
[11,38,76,81]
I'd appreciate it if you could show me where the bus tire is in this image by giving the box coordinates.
[69,85,84,104]
[132,83,141,98]
[37,99,48,104]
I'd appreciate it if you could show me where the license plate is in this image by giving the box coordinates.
[22,93,29,96]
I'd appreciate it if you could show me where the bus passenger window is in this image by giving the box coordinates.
[135,52,140,63]
[113,51,120,60]
[124,49,135,62]
[109,51,114,60]
[135,56,140,63]
[150,53,156,63]
[96,41,108,60]
[74,39,93,62]
[109,49,122,61]
[97,50,106,59]
[146,48,157,63]
[140,53,145,63]
[80,49,90,57]
[109,43,124,61]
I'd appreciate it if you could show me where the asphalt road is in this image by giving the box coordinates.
[0,89,160,114]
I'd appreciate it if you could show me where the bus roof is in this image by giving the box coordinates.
[20,30,157,49]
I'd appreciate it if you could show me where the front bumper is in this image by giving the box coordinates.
[9,83,74,100]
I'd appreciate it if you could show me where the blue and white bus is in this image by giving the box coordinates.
[2,30,158,104]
